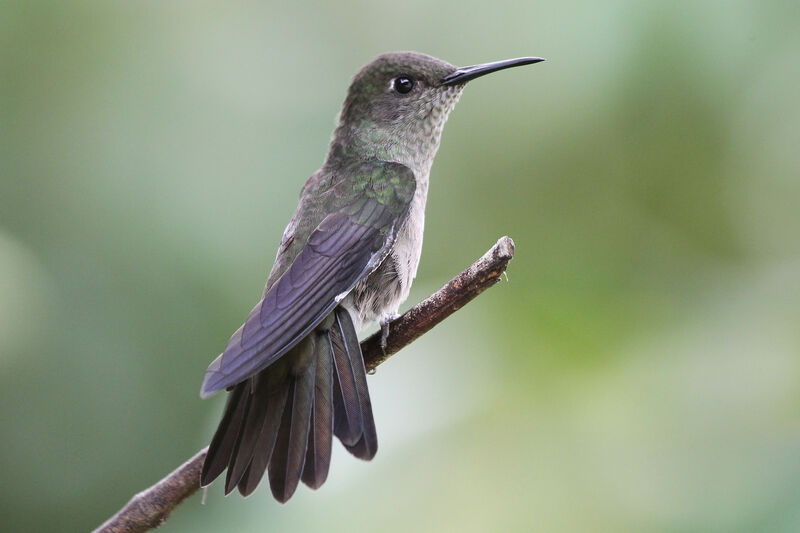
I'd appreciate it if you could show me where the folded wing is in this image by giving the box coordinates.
[201,162,416,398]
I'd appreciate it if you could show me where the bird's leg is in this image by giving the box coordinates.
[379,312,400,354]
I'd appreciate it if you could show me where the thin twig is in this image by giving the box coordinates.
[93,236,516,533]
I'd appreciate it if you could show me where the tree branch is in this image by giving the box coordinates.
[93,236,516,533]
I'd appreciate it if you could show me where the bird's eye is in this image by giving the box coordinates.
[393,76,414,94]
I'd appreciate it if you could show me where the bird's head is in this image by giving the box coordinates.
[329,51,544,172]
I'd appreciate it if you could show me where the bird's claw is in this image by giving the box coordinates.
[379,313,400,355]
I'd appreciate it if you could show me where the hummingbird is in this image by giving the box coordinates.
[199,51,544,502]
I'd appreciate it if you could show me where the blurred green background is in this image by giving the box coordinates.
[2,1,800,531]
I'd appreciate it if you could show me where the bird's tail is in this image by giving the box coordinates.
[330,306,378,460]
[200,306,377,501]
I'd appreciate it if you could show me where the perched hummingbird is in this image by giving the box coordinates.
[200,51,544,502]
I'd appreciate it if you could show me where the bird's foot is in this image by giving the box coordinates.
[379,313,400,354]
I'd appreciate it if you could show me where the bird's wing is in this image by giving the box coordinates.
[200,161,415,397]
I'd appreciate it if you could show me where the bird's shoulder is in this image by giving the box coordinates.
[265,160,416,291]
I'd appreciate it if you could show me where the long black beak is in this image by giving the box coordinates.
[441,57,545,86]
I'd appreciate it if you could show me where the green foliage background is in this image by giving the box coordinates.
[2,1,799,531]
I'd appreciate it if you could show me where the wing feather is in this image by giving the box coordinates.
[200,163,415,398]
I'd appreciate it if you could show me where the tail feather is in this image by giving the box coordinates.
[201,383,248,487]
[330,323,362,445]
[331,307,378,460]
[224,379,270,493]
[267,336,317,503]
[224,357,290,494]
[301,330,335,489]
[222,393,253,493]
[344,433,377,462]
[237,377,289,496]
[201,306,378,501]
